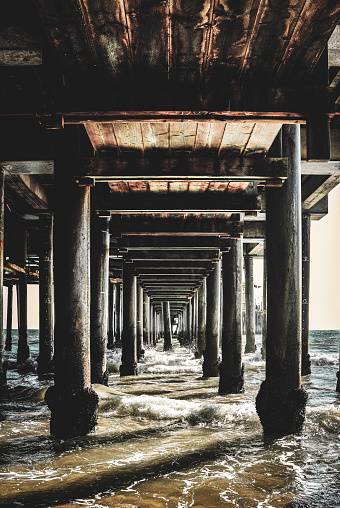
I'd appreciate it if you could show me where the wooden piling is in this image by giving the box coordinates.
[143,291,150,346]
[261,240,267,359]
[107,281,114,349]
[219,240,244,394]
[244,255,256,353]
[137,284,143,359]
[120,263,137,376]
[256,125,307,436]
[115,282,122,347]
[45,128,98,439]
[301,213,312,376]
[203,260,221,377]
[0,168,6,385]
[163,301,172,351]
[197,278,206,357]
[37,214,54,377]
[5,285,13,352]
[90,216,110,385]
[17,228,29,365]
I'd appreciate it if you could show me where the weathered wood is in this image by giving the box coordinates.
[143,291,150,347]
[5,285,13,352]
[0,169,5,384]
[301,213,311,376]
[203,260,221,378]
[256,124,307,437]
[111,217,243,236]
[17,228,29,365]
[81,155,288,180]
[1,160,54,174]
[302,174,340,209]
[163,301,172,351]
[219,240,244,394]
[197,278,206,357]
[37,214,54,377]
[120,264,137,376]
[45,128,98,439]
[101,193,259,213]
[90,216,110,386]
[137,284,143,360]
[244,256,256,354]
[6,174,49,209]
[115,282,122,347]
[116,236,231,250]
[0,48,42,65]
[301,161,340,175]
[107,281,114,349]
[123,250,220,261]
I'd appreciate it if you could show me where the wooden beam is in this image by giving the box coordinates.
[301,161,340,175]
[0,49,42,66]
[98,193,260,214]
[6,174,49,209]
[115,236,231,250]
[302,175,340,209]
[78,156,287,180]
[110,217,243,236]
[123,250,220,261]
[243,221,266,239]
[1,161,54,175]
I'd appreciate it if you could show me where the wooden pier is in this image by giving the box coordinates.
[0,0,339,438]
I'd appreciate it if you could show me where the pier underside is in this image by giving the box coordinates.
[0,0,340,443]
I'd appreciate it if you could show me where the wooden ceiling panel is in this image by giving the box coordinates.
[112,122,143,153]
[109,182,130,193]
[170,0,214,83]
[149,181,169,193]
[124,0,168,77]
[227,182,249,194]
[170,122,197,152]
[128,181,149,192]
[219,123,254,156]
[244,123,282,156]
[195,122,226,153]
[169,181,189,193]
[188,181,209,193]
[141,123,169,152]
[207,182,229,192]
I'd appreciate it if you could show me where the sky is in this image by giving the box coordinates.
[3,185,340,331]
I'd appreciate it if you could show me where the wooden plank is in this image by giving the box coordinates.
[6,174,49,209]
[219,123,254,155]
[275,0,340,83]
[301,161,340,175]
[78,155,288,180]
[127,181,149,192]
[227,182,249,194]
[117,236,231,249]
[100,192,260,212]
[244,123,282,155]
[170,122,197,152]
[141,123,169,152]
[188,181,209,193]
[302,175,340,209]
[112,122,144,153]
[207,182,229,192]
[206,0,253,83]
[124,0,168,78]
[170,0,214,83]
[108,182,129,193]
[84,123,106,152]
[110,216,243,235]
[0,160,54,175]
[168,181,189,192]
[195,122,226,153]
[149,181,168,193]
[124,250,220,261]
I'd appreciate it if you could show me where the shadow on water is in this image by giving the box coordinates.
[0,432,263,508]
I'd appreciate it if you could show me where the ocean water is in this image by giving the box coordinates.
[0,330,340,507]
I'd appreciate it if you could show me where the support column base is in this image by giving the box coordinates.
[120,361,138,377]
[336,371,340,393]
[256,380,308,437]
[17,344,30,365]
[301,354,311,376]
[0,368,7,387]
[91,369,109,386]
[202,359,220,378]
[244,343,256,354]
[37,358,54,379]
[219,364,244,394]
[45,386,99,439]
[107,341,114,350]
[164,343,173,352]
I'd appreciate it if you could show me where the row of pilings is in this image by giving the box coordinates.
[0,125,318,439]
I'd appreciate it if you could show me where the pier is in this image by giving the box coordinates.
[0,0,339,444]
